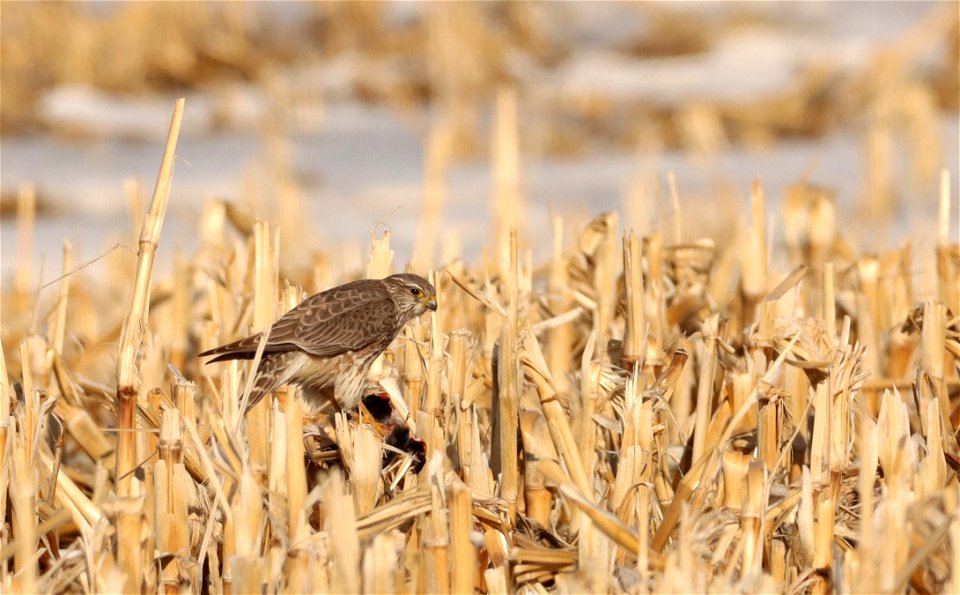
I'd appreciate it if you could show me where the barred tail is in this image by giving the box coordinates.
[241,352,298,414]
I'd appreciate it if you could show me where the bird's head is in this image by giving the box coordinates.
[384,273,437,320]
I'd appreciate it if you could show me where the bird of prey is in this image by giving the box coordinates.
[199,273,437,414]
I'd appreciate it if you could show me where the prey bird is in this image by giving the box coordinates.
[199,273,437,414]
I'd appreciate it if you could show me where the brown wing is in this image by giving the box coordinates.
[200,279,399,363]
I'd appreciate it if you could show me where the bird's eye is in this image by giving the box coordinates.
[410,287,422,296]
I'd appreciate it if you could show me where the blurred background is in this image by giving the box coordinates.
[1,1,958,284]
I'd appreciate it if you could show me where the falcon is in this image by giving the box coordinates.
[199,273,437,414]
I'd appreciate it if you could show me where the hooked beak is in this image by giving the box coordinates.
[425,296,438,312]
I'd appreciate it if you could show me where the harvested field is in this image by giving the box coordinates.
[1,3,958,594]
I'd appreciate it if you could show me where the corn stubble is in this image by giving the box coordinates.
[2,86,959,595]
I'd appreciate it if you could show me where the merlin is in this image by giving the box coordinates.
[200,273,437,414]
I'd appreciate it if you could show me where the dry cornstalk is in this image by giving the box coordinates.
[12,451,37,594]
[168,248,190,371]
[230,466,265,593]
[751,177,768,282]
[449,330,473,477]
[622,230,645,369]
[920,300,952,431]
[739,461,766,579]
[13,182,36,315]
[721,449,747,510]
[547,216,573,397]
[577,329,600,519]
[740,179,767,325]
[422,270,444,419]
[691,315,718,465]
[857,257,881,377]
[593,212,618,337]
[645,234,665,372]
[402,322,425,419]
[367,228,394,279]
[496,229,521,527]
[937,169,955,308]
[285,389,310,592]
[492,86,521,278]
[155,408,191,591]
[420,454,450,593]
[449,478,476,594]
[520,331,593,503]
[519,409,557,527]
[757,384,780,471]
[114,98,184,591]
[822,262,836,343]
[246,220,279,467]
[323,470,360,593]
[353,424,383,515]
[363,532,400,594]
[49,240,72,355]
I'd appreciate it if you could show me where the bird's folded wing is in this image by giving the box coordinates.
[201,281,398,362]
